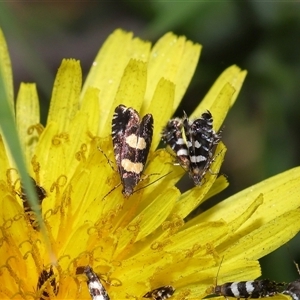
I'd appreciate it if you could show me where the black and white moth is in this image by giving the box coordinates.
[143,285,175,300]
[18,176,46,230]
[111,104,153,197]
[37,265,59,299]
[214,279,282,300]
[282,261,300,300]
[283,280,300,300]
[161,110,221,185]
[79,266,110,300]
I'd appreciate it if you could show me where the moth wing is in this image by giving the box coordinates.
[112,105,138,167]
[137,113,153,155]
[123,113,153,177]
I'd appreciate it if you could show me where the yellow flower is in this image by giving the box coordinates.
[0,28,300,299]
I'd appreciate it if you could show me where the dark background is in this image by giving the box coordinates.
[1,1,299,282]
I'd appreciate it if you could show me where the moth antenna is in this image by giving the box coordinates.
[102,182,121,201]
[133,171,173,194]
[97,145,122,201]
[97,146,116,172]
[215,256,224,288]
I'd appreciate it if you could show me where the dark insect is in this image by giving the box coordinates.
[143,285,175,300]
[77,265,110,300]
[161,110,221,185]
[18,176,46,230]
[111,104,153,197]
[283,280,300,300]
[37,265,59,299]
[214,279,282,300]
[282,261,300,300]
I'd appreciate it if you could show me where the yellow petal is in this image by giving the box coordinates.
[58,223,92,269]
[115,187,178,256]
[186,190,262,239]
[191,65,247,131]
[145,78,175,150]
[36,106,97,187]
[165,220,229,253]
[47,59,82,131]
[34,122,59,183]
[16,83,40,165]
[81,29,151,133]
[80,87,101,136]
[198,65,247,112]
[229,194,263,232]
[99,59,147,137]
[201,167,300,235]
[192,82,235,132]
[204,175,229,202]
[187,260,261,299]
[173,142,226,218]
[99,60,147,137]
[139,149,184,202]
[209,260,261,285]
[223,209,300,261]
[148,256,216,297]
[57,144,121,225]
[145,32,201,112]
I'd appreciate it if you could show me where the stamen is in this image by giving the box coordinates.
[75,143,88,162]
[27,123,44,136]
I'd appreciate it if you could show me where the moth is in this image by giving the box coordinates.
[18,176,46,230]
[37,265,59,299]
[161,110,221,185]
[214,279,283,300]
[283,280,300,300]
[111,104,153,197]
[282,260,300,300]
[77,265,110,300]
[143,285,175,300]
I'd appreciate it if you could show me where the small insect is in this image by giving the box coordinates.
[282,260,300,300]
[283,280,300,300]
[143,285,175,300]
[161,110,221,185]
[37,265,59,299]
[77,265,110,300]
[211,257,283,300]
[111,104,153,197]
[18,176,46,230]
[214,279,282,300]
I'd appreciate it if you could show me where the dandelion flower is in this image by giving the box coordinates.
[1,28,300,300]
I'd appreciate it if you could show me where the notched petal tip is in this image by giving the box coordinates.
[47,59,82,131]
